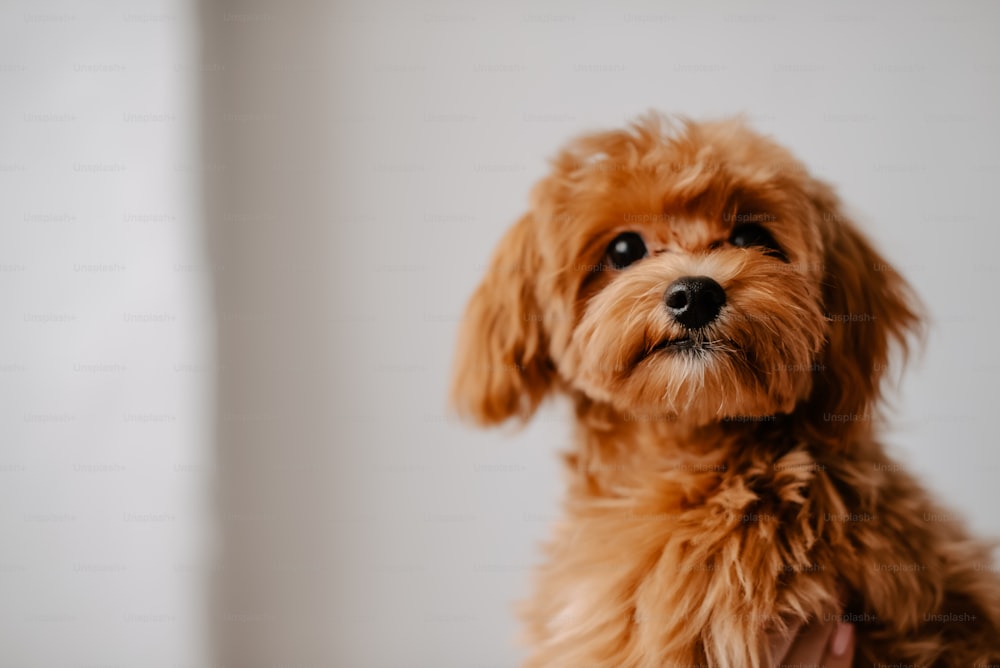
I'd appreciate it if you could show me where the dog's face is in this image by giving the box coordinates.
[453,116,919,429]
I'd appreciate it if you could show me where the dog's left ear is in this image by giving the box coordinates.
[807,183,923,422]
[450,213,553,425]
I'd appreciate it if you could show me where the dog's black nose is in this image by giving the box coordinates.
[664,276,726,329]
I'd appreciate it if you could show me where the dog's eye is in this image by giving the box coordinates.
[606,232,647,269]
[729,223,788,262]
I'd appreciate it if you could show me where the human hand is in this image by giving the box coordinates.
[770,616,854,667]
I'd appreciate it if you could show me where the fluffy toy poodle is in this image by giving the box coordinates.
[451,114,1000,666]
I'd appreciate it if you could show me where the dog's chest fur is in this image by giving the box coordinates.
[520,416,1000,667]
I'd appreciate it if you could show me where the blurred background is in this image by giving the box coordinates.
[1,1,998,666]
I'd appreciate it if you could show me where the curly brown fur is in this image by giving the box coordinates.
[452,114,1000,666]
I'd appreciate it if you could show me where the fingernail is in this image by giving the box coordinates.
[829,621,853,656]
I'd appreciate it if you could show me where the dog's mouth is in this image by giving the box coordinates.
[630,337,697,370]
[639,333,735,363]
[654,336,696,351]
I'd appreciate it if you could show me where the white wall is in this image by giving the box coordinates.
[0,1,210,665]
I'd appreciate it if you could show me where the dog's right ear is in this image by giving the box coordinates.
[451,213,552,425]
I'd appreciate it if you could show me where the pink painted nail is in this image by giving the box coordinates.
[829,621,853,657]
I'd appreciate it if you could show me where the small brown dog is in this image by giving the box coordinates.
[452,115,1000,666]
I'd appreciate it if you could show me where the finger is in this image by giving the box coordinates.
[823,622,855,668]
[768,619,804,666]
[779,618,837,666]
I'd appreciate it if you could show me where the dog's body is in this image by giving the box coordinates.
[452,115,1000,666]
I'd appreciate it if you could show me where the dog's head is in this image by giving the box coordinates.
[452,115,920,431]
